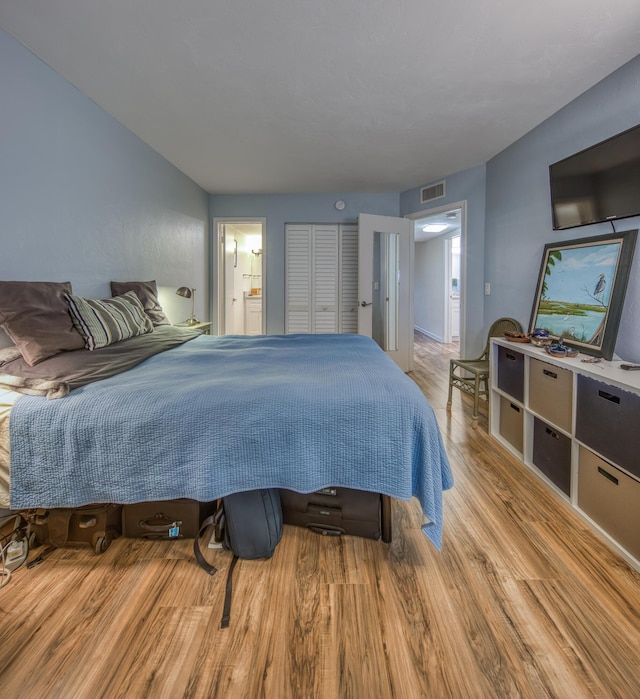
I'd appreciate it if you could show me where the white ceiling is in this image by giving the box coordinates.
[2,1,640,195]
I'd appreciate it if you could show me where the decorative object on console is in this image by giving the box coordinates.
[504,330,530,343]
[545,340,578,358]
[529,328,551,347]
[528,230,637,360]
[176,286,199,325]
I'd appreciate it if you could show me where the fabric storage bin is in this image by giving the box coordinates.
[578,446,640,560]
[499,396,523,453]
[532,417,571,495]
[575,375,640,480]
[496,345,524,403]
[528,358,573,434]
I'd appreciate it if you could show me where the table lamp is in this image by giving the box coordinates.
[176,286,199,325]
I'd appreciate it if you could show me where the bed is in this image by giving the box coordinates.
[0,282,453,549]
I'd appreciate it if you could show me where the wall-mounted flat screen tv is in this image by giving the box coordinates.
[550,123,640,230]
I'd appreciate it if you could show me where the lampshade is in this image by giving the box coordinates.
[176,286,192,299]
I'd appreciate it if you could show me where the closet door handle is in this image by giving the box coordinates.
[360,301,372,307]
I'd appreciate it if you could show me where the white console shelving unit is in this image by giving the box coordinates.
[489,337,640,571]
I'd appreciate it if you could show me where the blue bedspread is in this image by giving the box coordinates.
[10,334,453,548]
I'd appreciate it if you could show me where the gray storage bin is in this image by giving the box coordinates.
[499,396,523,453]
[497,345,524,402]
[575,375,640,480]
[532,418,571,495]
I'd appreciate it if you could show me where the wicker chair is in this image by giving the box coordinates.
[447,317,523,428]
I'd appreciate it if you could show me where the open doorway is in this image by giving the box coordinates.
[215,218,265,336]
[407,202,465,357]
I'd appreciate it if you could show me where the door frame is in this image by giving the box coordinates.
[404,200,466,357]
[213,217,266,336]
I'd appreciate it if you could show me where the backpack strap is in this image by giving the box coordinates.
[193,514,218,576]
[220,555,239,629]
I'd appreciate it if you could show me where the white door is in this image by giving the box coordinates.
[358,213,414,372]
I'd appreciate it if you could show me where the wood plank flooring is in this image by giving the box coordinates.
[1,331,639,698]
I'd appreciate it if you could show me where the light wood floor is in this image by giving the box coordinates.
[1,332,639,698]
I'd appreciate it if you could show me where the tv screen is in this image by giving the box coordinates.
[550,123,640,230]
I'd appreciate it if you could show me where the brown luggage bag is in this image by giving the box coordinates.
[27,503,123,554]
[279,487,392,542]
[122,499,216,539]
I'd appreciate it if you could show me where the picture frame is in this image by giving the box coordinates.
[528,229,637,359]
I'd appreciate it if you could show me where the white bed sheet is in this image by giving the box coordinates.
[0,389,21,508]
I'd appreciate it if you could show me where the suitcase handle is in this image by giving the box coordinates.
[138,515,183,533]
[307,523,345,536]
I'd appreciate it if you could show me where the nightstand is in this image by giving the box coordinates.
[175,322,212,334]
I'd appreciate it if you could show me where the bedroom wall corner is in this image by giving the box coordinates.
[209,192,400,335]
[0,28,210,334]
[483,52,640,363]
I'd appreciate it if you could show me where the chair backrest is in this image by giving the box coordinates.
[480,317,524,359]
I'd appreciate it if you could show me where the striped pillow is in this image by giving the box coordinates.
[65,291,154,350]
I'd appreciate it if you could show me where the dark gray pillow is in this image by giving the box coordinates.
[66,291,154,350]
[110,280,171,326]
[0,281,85,366]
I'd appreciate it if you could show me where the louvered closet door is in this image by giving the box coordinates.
[313,225,339,333]
[339,225,358,333]
[285,223,357,335]
[285,225,312,333]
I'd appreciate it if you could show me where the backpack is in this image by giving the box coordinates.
[194,489,283,628]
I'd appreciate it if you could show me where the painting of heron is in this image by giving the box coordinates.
[529,230,637,358]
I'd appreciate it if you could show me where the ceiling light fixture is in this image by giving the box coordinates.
[422,223,448,233]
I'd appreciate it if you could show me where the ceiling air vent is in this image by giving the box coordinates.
[420,180,446,204]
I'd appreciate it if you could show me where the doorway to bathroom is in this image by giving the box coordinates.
[215,218,265,336]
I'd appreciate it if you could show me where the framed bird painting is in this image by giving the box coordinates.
[528,229,637,359]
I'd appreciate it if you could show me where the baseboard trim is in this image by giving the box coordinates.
[414,326,444,343]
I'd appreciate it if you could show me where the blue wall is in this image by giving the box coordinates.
[484,53,640,362]
[210,193,399,334]
[4,20,639,361]
[0,28,209,332]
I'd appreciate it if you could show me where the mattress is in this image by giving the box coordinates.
[6,333,453,548]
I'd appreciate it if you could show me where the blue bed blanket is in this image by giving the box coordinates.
[10,333,453,548]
